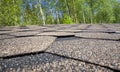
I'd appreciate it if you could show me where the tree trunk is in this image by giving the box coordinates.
[56,11,60,24]
[83,11,86,23]
[65,0,70,16]
[72,0,78,23]
[50,9,54,24]
[38,0,46,25]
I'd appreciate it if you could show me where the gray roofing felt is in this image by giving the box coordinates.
[0,24,120,72]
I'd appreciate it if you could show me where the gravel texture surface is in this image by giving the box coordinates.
[46,37,120,70]
[81,29,115,33]
[12,27,32,32]
[56,30,83,33]
[102,24,120,31]
[9,31,39,37]
[87,24,106,30]
[0,26,16,31]
[75,33,120,40]
[0,31,13,35]
[0,35,14,40]
[57,29,116,33]
[37,32,75,37]
[0,24,120,72]
[57,24,90,30]
[0,36,56,57]
[27,25,47,30]
[0,53,113,72]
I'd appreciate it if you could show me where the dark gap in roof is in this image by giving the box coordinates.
[104,29,116,34]
[104,31,116,34]
[73,30,116,33]
[55,35,75,38]
[19,26,29,29]
[56,36,79,41]
[76,37,120,42]
[0,30,11,31]
[56,36,120,42]
[116,39,120,41]
[43,30,56,32]
[0,33,9,35]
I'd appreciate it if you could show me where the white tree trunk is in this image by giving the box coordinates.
[38,0,46,25]
[56,11,60,24]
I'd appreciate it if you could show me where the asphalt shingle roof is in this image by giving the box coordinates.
[0,36,56,57]
[0,24,120,72]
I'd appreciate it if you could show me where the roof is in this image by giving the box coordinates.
[0,24,120,72]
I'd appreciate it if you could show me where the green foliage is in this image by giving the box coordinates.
[0,0,21,26]
[62,14,73,24]
[0,0,120,26]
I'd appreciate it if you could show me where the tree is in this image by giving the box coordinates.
[0,0,21,26]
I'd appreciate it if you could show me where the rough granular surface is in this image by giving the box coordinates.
[38,32,74,37]
[0,35,14,40]
[75,33,120,40]
[0,24,120,72]
[0,36,56,57]
[9,31,39,37]
[46,37,120,70]
[0,53,113,72]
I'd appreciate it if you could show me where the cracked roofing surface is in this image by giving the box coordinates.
[0,24,120,72]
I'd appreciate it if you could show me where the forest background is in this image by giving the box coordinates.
[0,0,120,26]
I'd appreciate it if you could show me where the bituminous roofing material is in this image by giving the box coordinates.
[1,53,113,72]
[75,33,120,40]
[37,32,75,37]
[46,38,120,70]
[0,36,56,57]
[0,24,120,72]
[9,31,39,37]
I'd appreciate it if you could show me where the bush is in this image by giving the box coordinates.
[62,14,73,24]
